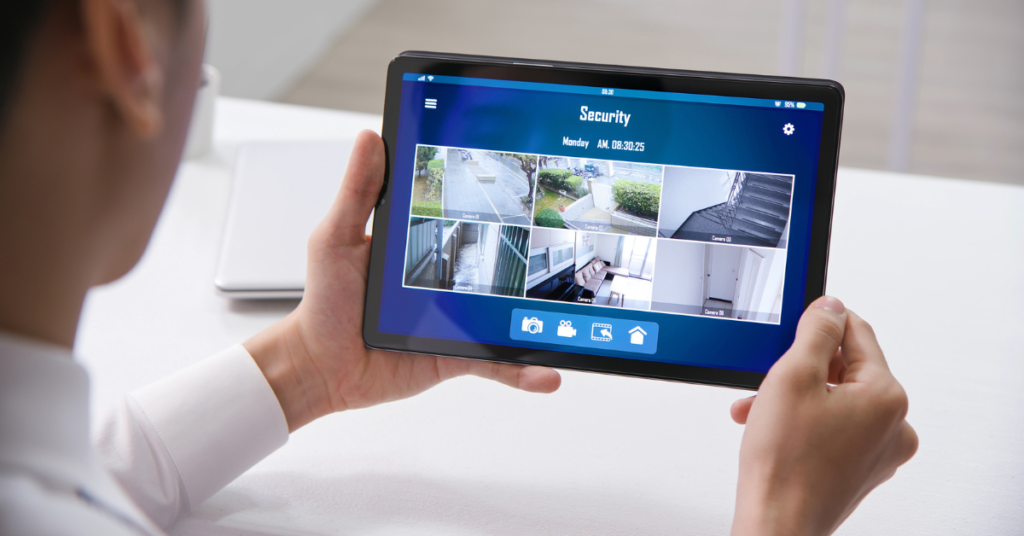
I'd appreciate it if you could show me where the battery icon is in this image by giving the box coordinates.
[796,102,806,109]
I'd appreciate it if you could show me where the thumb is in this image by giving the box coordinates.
[730,395,756,424]
[773,296,849,386]
[318,130,385,248]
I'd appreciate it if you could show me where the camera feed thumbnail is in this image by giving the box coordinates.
[651,240,786,324]
[657,166,793,248]
[411,145,537,225]
[404,217,531,297]
[526,229,655,311]
[533,156,662,237]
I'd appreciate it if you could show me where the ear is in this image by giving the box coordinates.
[81,0,164,138]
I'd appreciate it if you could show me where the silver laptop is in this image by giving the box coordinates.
[215,141,372,298]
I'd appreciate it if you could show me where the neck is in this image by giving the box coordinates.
[0,152,99,349]
[0,230,93,350]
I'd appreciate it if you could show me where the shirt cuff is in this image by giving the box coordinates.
[129,344,289,509]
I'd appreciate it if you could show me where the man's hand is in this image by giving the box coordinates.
[730,296,918,536]
[245,131,561,431]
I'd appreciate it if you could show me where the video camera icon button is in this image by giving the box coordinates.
[557,320,577,338]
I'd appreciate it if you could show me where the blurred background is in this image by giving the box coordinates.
[204,0,1023,186]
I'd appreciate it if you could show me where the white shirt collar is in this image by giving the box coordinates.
[0,330,161,535]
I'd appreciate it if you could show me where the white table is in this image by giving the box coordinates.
[77,97,1024,536]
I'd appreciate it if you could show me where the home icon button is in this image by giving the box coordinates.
[629,326,647,345]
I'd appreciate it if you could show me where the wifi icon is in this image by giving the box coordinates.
[427,76,434,82]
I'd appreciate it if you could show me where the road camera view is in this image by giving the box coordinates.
[412,145,538,225]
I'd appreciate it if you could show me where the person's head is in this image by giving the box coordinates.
[0,0,206,344]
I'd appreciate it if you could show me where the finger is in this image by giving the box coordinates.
[730,395,755,424]
[839,310,892,383]
[322,130,385,247]
[444,357,562,393]
[898,421,920,464]
[827,349,846,384]
[774,296,848,385]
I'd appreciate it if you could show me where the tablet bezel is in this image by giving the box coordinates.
[364,51,843,391]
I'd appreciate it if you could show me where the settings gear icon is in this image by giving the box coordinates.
[783,123,795,136]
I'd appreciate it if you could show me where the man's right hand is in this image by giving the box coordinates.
[730,296,918,536]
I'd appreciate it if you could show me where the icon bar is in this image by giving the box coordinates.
[424,98,437,109]
[509,308,659,355]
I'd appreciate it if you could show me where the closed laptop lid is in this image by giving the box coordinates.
[215,141,371,298]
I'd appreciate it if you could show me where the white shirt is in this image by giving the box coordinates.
[0,331,289,535]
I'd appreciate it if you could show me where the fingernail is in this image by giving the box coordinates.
[813,295,846,314]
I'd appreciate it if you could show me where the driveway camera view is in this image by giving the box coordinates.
[526,228,656,311]
[404,217,531,297]
[533,156,662,237]
[422,145,536,225]
[657,166,793,248]
[403,145,787,325]
[651,240,786,323]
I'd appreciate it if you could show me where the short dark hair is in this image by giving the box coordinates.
[0,1,189,130]
[0,2,55,128]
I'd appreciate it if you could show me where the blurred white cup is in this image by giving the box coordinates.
[184,64,220,159]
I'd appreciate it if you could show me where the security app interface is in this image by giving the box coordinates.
[380,73,825,373]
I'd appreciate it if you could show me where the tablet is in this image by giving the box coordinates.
[364,51,842,390]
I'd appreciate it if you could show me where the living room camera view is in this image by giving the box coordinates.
[651,240,786,323]
[404,217,531,297]
[533,156,662,236]
[403,144,788,324]
[526,229,656,311]
[410,144,537,226]
[657,166,793,248]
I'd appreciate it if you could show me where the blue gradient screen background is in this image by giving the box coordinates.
[377,78,825,373]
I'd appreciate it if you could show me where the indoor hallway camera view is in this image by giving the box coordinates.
[533,156,662,236]
[404,217,531,297]
[657,166,793,248]
[526,229,655,311]
[651,240,786,323]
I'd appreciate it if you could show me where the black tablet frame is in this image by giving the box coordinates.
[363,51,843,391]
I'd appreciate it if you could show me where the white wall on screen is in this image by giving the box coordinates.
[530,228,574,249]
[659,167,734,235]
[651,240,705,307]
[750,248,787,316]
[595,235,620,265]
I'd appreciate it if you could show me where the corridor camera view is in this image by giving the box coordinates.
[419,144,537,225]
[657,166,793,248]
[651,240,786,323]
[404,217,531,297]
[533,156,662,236]
[526,229,656,311]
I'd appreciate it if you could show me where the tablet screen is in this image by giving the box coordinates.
[378,72,826,374]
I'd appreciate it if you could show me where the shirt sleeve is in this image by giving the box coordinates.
[93,345,289,528]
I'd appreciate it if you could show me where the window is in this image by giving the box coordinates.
[529,251,548,277]
[527,243,575,288]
